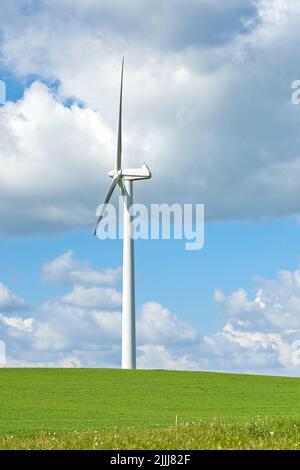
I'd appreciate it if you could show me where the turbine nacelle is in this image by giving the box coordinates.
[108,163,152,181]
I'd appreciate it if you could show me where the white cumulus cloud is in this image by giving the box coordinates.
[2,254,300,374]
[42,250,121,286]
[62,285,122,308]
[0,282,29,312]
[1,1,300,233]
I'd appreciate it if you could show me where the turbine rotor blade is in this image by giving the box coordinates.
[94,174,121,236]
[118,175,126,196]
[116,57,124,171]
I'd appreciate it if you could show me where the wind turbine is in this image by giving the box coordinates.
[94,58,151,369]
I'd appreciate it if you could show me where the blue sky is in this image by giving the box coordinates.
[1,0,300,373]
[2,217,300,330]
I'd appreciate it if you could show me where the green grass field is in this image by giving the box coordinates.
[0,368,300,449]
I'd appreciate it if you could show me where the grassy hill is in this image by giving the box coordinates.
[0,368,300,433]
[1,368,300,449]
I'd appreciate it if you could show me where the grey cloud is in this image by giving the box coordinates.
[3,0,256,50]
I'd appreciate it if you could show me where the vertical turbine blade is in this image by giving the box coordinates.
[116,57,124,171]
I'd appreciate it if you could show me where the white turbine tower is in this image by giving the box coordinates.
[94,58,151,369]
